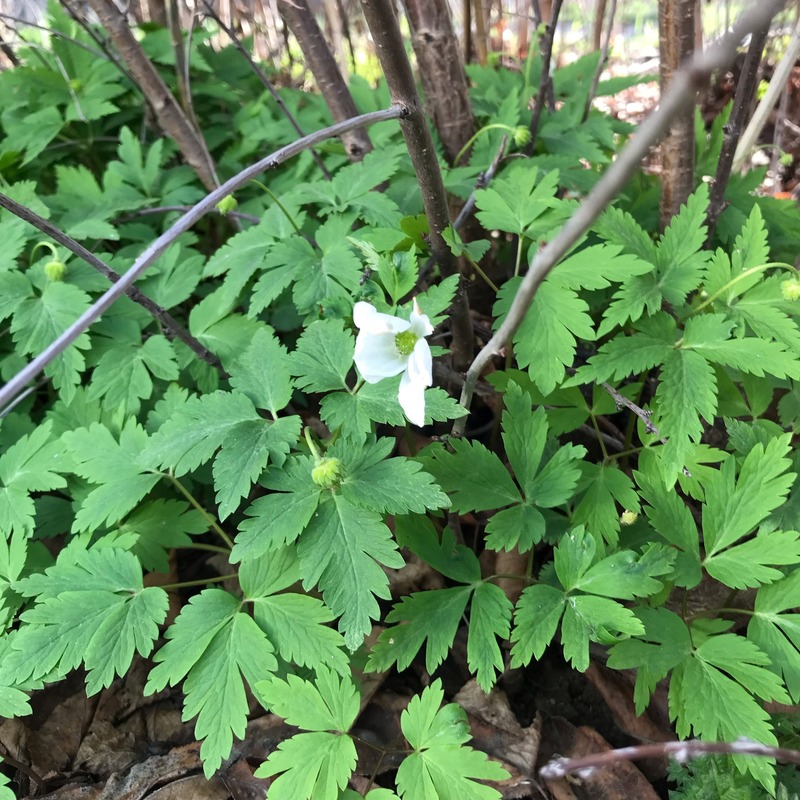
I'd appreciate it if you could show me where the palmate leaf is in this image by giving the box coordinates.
[10,548,168,695]
[240,549,349,676]
[748,570,800,701]
[572,463,640,546]
[228,327,294,416]
[671,635,788,792]
[141,389,300,520]
[419,439,520,514]
[702,437,795,557]
[0,421,68,536]
[396,681,509,800]
[475,165,561,238]
[11,280,92,403]
[62,420,160,532]
[338,437,449,515]
[298,493,404,649]
[367,586,472,675]
[88,334,179,415]
[255,670,360,800]
[494,277,595,395]
[145,589,277,777]
[510,584,566,666]
[607,607,693,713]
[290,319,355,393]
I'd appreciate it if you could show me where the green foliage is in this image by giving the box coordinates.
[3,10,800,796]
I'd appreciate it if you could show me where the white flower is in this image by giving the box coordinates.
[353,300,434,427]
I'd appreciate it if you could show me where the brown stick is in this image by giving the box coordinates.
[705,20,771,242]
[401,0,476,166]
[658,0,697,232]
[86,0,219,192]
[278,0,372,162]
[540,737,800,779]
[360,0,474,369]
[528,0,564,148]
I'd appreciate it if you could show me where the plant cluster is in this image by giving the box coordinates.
[1,6,800,799]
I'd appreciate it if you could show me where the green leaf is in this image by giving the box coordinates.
[291,319,355,393]
[510,584,566,666]
[397,680,509,800]
[367,586,471,675]
[88,334,178,415]
[748,570,800,701]
[484,503,546,552]
[468,582,512,691]
[258,668,359,732]
[228,327,294,416]
[607,607,693,712]
[561,595,644,671]
[63,420,160,532]
[551,244,654,290]
[419,439,520,513]
[395,515,481,584]
[657,348,718,477]
[145,589,278,777]
[573,464,640,546]
[11,548,168,694]
[705,529,800,590]
[340,438,449,514]
[241,551,349,675]
[703,438,795,557]
[0,421,67,536]
[593,205,658,265]
[119,499,207,573]
[258,732,357,800]
[11,281,92,402]
[553,527,597,590]
[576,544,674,599]
[494,277,595,395]
[671,636,785,791]
[299,494,404,649]
[475,165,560,237]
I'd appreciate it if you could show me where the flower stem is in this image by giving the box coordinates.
[159,573,238,592]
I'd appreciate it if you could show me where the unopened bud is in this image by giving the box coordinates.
[782,278,800,302]
[311,457,345,489]
[620,510,638,526]
[215,195,238,215]
[44,260,66,281]
[513,126,532,147]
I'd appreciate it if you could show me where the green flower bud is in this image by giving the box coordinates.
[782,278,800,302]
[69,78,82,92]
[311,457,345,489]
[44,259,67,281]
[513,126,532,147]
[215,195,238,215]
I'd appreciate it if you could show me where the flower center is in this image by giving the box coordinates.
[395,330,418,357]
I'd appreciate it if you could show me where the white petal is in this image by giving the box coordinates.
[409,299,434,337]
[406,339,433,387]
[398,366,426,427]
[354,301,409,335]
[354,331,407,382]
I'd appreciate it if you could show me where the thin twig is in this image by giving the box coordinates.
[601,382,666,443]
[117,205,261,225]
[452,0,789,437]
[0,192,223,372]
[583,0,618,122]
[0,105,405,413]
[0,12,112,61]
[705,18,771,241]
[202,0,332,179]
[528,0,564,147]
[540,737,800,780]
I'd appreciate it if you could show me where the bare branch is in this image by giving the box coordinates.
[528,0,564,147]
[583,0,618,122]
[0,192,223,374]
[540,737,800,780]
[201,0,332,179]
[705,20,771,241]
[360,0,474,368]
[452,0,789,436]
[0,105,405,412]
[278,0,372,162]
[86,0,220,192]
